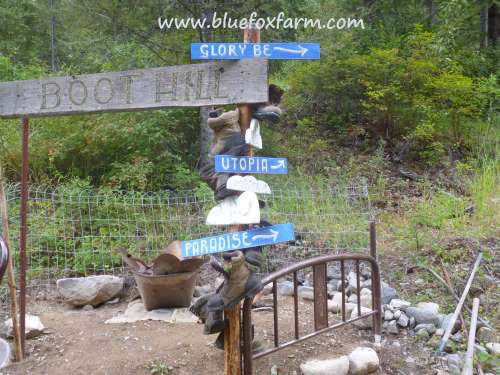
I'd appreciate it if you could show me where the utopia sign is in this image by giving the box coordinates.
[0,60,268,118]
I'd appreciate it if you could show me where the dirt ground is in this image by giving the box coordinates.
[1,292,441,375]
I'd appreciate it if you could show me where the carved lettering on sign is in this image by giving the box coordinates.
[0,60,268,118]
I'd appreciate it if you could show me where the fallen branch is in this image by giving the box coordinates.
[408,264,492,329]
[463,298,480,375]
[436,253,482,354]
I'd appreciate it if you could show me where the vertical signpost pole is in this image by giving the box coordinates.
[19,115,29,356]
[224,25,261,375]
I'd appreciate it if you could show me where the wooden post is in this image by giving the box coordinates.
[463,298,480,375]
[224,24,261,375]
[19,116,29,356]
[0,165,23,361]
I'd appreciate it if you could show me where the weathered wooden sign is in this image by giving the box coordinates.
[206,191,260,225]
[215,155,288,174]
[182,223,295,257]
[191,43,321,60]
[226,175,271,194]
[0,60,268,118]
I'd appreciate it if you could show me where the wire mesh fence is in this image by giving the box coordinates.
[0,181,373,291]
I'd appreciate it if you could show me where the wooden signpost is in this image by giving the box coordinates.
[0,60,267,118]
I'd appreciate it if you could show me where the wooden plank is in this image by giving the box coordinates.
[0,60,268,118]
[224,304,241,375]
[313,263,328,330]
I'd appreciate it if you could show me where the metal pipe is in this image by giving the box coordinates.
[273,280,278,347]
[293,271,299,339]
[369,221,376,260]
[437,253,482,354]
[340,260,346,321]
[242,298,253,375]
[463,298,480,375]
[19,115,29,355]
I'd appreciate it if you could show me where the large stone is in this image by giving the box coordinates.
[360,294,372,309]
[351,307,373,329]
[405,307,439,326]
[299,287,315,301]
[348,347,380,375]
[57,275,123,307]
[300,356,349,375]
[414,323,436,335]
[415,328,430,341]
[348,271,358,290]
[390,299,411,310]
[384,310,394,321]
[328,293,356,315]
[486,342,500,355]
[381,285,398,304]
[397,313,409,328]
[0,338,10,369]
[416,302,439,315]
[438,314,461,335]
[386,320,399,335]
[4,314,44,339]
[277,281,294,297]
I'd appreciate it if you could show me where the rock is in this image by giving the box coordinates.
[384,310,394,321]
[351,307,373,329]
[485,342,500,355]
[348,294,358,303]
[328,293,355,315]
[416,302,439,315]
[446,353,463,374]
[361,279,372,289]
[4,314,44,339]
[360,268,371,280]
[82,304,94,311]
[348,347,379,375]
[327,267,342,280]
[415,329,430,341]
[393,310,402,319]
[409,317,416,329]
[327,280,339,292]
[57,275,123,307]
[386,320,399,335]
[438,313,461,334]
[397,313,409,328]
[348,271,358,290]
[477,327,496,343]
[435,328,444,336]
[381,285,398,304]
[390,299,411,310]
[0,338,10,369]
[360,294,372,309]
[299,287,315,301]
[360,288,371,296]
[300,355,349,375]
[277,281,294,296]
[405,307,439,326]
[262,283,273,295]
[414,323,436,335]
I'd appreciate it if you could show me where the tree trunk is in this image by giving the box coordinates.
[478,0,489,49]
[426,0,435,28]
[488,4,499,47]
[49,0,58,71]
[198,9,214,169]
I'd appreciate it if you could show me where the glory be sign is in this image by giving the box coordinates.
[215,155,288,174]
[191,43,320,60]
[181,223,294,257]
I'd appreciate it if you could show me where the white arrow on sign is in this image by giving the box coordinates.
[251,229,279,242]
[273,45,308,57]
[270,160,286,169]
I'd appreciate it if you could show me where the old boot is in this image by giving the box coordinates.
[244,247,263,269]
[189,293,211,322]
[208,109,241,157]
[253,105,281,124]
[207,251,262,312]
[203,307,226,334]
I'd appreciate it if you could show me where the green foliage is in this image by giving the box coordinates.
[148,359,171,375]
